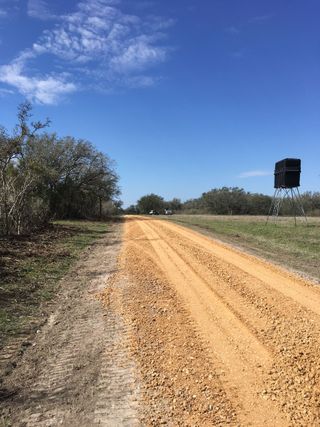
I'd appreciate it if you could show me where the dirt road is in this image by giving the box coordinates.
[120,216,320,425]
[1,224,140,426]
[2,216,320,426]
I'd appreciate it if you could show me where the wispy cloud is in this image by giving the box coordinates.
[0,0,173,104]
[226,14,272,59]
[27,0,57,20]
[238,170,272,178]
[0,52,76,104]
[0,0,19,16]
[0,87,14,96]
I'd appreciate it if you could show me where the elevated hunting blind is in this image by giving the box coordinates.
[267,157,306,225]
[274,158,301,189]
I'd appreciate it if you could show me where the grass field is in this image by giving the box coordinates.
[165,215,320,282]
[0,221,111,350]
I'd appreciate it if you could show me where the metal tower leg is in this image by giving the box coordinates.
[294,187,307,223]
[266,187,307,225]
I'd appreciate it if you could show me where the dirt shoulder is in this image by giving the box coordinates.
[0,221,112,353]
[0,222,140,427]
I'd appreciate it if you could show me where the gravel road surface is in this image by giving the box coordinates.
[119,216,320,426]
[2,217,320,426]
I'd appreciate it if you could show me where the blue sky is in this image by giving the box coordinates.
[0,0,319,206]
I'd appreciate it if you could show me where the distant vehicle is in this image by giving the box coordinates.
[149,210,160,215]
[164,209,173,215]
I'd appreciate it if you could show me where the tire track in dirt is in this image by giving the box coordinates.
[1,223,141,427]
[19,315,104,427]
[161,219,320,316]
[94,278,140,427]
[122,217,320,425]
[136,219,287,426]
[121,221,238,425]
[142,219,320,424]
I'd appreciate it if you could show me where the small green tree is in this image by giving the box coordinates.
[166,198,182,212]
[137,193,165,214]
[0,102,49,234]
[0,103,121,234]
[125,204,139,214]
[26,134,120,219]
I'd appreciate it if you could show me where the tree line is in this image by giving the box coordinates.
[0,103,120,235]
[126,187,320,216]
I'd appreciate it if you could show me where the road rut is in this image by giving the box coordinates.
[122,216,320,425]
[3,217,320,426]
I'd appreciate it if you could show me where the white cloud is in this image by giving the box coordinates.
[0,0,173,104]
[0,87,14,96]
[34,1,170,69]
[238,170,272,178]
[110,36,167,72]
[28,0,56,20]
[124,74,158,88]
[0,53,76,104]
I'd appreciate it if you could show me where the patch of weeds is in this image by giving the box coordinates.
[0,220,111,349]
[0,416,11,427]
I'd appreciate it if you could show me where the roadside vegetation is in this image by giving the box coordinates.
[167,215,320,281]
[0,103,121,352]
[0,220,111,350]
[126,188,320,216]
[0,102,120,236]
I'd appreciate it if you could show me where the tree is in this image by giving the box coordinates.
[25,134,120,219]
[181,187,273,215]
[137,193,165,214]
[248,193,272,215]
[0,103,121,235]
[166,198,182,212]
[201,187,247,215]
[0,102,49,234]
[125,204,139,214]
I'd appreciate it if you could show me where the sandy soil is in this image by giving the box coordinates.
[0,223,140,426]
[117,216,320,426]
[2,216,320,426]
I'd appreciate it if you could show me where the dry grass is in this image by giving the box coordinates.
[0,221,111,350]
